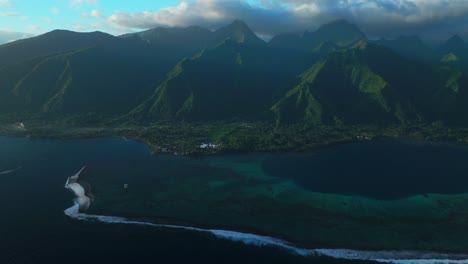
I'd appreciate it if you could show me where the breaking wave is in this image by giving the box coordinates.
[64,167,468,264]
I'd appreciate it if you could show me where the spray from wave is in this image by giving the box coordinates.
[0,166,22,175]
[64,167,468,264]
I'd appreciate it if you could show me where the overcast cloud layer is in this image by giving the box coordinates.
[108,0,468,42]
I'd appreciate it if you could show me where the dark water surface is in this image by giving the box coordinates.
[264,140,468,199]
[3,136,468,263]
[0,136,367,264]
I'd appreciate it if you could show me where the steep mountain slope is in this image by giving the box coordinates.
[272,42,468,125]
[127,39,302,121]
[269,20,366,52]
[0,20,271,117]
[438,35,468,74]
[0,30,115,68]
[211,20,266,47]
[121,20,266,57]
[304,20,366,47]
[121,26,214,60]
[376,36,437,62]
[1,19,468,127]
[125,21,311,122]
[0,41,172,115]
[438,35,468,59]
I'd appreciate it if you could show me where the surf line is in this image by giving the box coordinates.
[64,167,468,264]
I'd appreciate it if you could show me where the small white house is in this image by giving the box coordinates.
[200,143,219,149]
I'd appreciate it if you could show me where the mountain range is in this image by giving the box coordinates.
[1,20,468,126]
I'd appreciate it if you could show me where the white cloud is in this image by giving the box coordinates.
[1,12,18,17]
[91,9,103,18]
[106,0,468,40]
[81,9,104,18]
[74,23,84,31]
[41,17,53,24]
[0,0,12,8]
[71,0,98,4]
[70,0,99,9]
[27,24,43,35]
[0,30,33,44]
[51,7,61,15]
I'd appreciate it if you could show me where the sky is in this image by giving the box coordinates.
[1,0,468,44]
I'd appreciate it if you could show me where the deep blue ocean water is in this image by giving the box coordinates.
[264,140,468,199]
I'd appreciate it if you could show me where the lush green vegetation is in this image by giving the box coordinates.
[1,19,468,153]
[3,116,468,156]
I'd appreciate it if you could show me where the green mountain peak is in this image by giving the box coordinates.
[213,19,265,46]
[441,53,460,63]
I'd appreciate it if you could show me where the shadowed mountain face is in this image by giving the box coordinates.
[0,21,267,116]
[437,35,468,74]
[1,20,468,126]
[0,30,116,68]
[304,20,367,47]
[126,38,311,122]
[271,41,468,125]
[375,36,437,62]
[269,20,366,52]
[438,35,468,58]
[0,38,176,115]
[212,20,266,47]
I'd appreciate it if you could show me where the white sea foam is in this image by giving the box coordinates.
[315,249,468,264]
[63,168,468,263]
[374,260,468,264]
[65,166,90,211]
[0,166,22,175]
[70,166,86,181]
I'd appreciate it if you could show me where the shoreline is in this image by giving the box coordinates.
[3,121,468,157]
[64,167,468,264]
[3,130,468,159]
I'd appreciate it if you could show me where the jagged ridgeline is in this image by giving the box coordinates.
[1,19,468,126]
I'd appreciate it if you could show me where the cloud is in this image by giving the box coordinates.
[70,0,98,9]
[27,24,43,35]
[71,0,98,4]
[0,30,33,44]
[41,17,53,24]
[1,12,18,17]
[108,0,287,34]
[0,0,12,8]
[74,23,84,31]
[81,9,104,19]
[106,0,468,41]
[51,7,60,15]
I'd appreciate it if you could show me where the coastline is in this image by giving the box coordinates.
[4,121,468,157]
[64,168,468,264]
